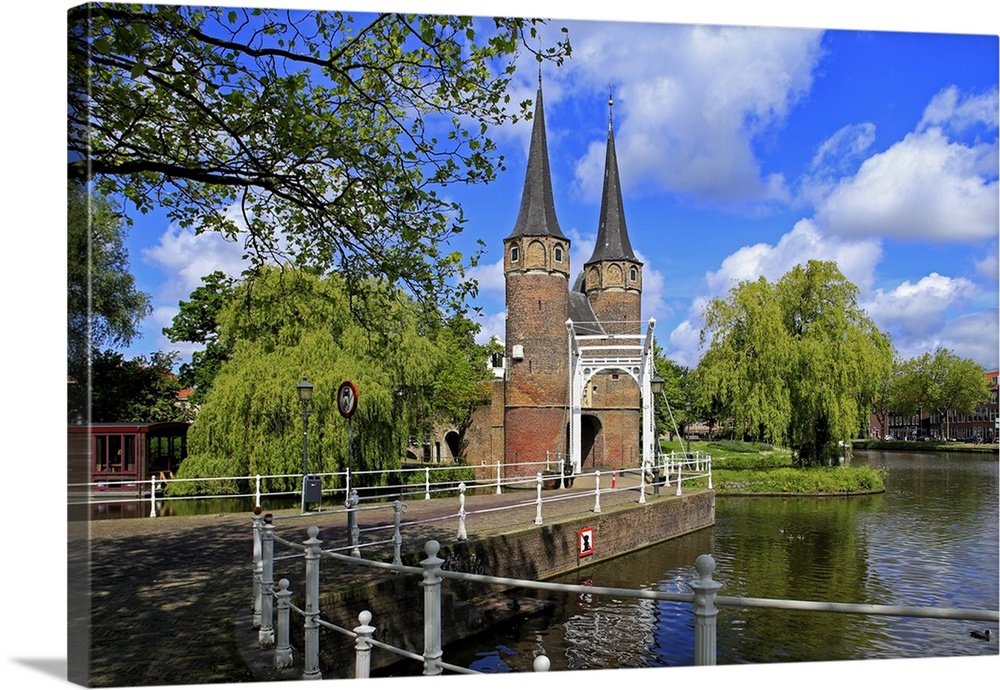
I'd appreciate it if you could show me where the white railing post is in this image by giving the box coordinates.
[457,483,468,540]
[347,488,360,558]
[420,540,445,676]
[690,554,722,666]
[425,467,431,500]
[675,461,684,496]
[252,507,264,629]
[707,456,713,490]
[149,476,157,518]
[392,500,405,567]
[258,515,275,648]
[534,473,543,526]
[496,461,502,495]
[663,452,672,487]
[593,470,602,514]
[354,610,376,679]
[273,578,294,669]
[255,474,262,508]
[302,525,323,680]
[638,460,647,504]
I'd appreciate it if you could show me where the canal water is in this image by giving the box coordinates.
[442,451,999,672]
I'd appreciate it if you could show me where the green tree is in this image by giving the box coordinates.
[68,5,570,315]
[163,270,237,402]
[652,347,692,441]
[697,260,893,465]
[89,350,187,423]
[892,348,990,439]
[67,180,153,422]
[179,267,491,490]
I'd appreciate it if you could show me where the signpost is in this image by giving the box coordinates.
[337,381,358,490]
[338,381,359,544]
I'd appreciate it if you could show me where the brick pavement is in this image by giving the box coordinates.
[73,471,659,687]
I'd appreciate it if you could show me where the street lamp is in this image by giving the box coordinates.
[649,373,665,493]
[650,373,664,396]
[297,376,314,511]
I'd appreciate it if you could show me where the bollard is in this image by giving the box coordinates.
[149,476,158,518]
[676,462,684,496]
[392,500,405,567]
[638,462,646,505]
[258,514,276,648]
[420,540,445,676]
[255,474,262,509]
[425,467,431,500]
[496,460,502,495]
[274,579,294,669]
[252,507,264,629]
[346,488,360,558]
[593,470,602,514]
[302,525,323,680]
[690,554,722,665]
[457,483,468,540]
[354,610,376,679]
[611,467,617,489]
[534,473,544,526]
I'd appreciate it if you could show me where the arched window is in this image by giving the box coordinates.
[630,266,638,282]
[554,246,563,262]
[511,246,520,262]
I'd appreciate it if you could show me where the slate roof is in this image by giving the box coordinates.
[586,111,638,264]
[506,79,566,240]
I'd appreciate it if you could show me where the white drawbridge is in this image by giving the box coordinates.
[567,318,658,478]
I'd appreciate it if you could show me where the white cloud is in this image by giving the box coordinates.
[468,256,505,294]
[474,310,507,344]
[562,21,824,204]
[861,273,979,339]
[141,221,249,352]
[918,85,999,135]
[816,128,999,242]
[705,219,882,296]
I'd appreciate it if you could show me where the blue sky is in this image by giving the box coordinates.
[112,1,999,373]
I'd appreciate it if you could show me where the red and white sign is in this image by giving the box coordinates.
[337,381,358,418]
[578,527,595,557]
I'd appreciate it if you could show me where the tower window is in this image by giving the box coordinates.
[511,246,520,262]
[630,267,638,281]
[554,247,563,262]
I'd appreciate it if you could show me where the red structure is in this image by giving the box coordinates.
[68,422,190,493]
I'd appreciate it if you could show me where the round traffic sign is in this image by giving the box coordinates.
[337,381,358,418]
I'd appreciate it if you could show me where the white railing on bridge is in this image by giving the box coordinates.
[68,451,713,519]
[252,519,1000,678]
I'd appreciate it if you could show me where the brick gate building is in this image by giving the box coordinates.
[460,79,655,478]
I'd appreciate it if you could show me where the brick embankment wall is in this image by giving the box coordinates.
[311,490,714,677]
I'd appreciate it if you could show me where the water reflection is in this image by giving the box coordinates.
[443,451,998,669]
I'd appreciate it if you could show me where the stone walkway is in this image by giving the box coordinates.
[73,471,666,687]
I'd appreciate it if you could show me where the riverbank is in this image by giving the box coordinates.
[663,439,886,495]
[852,439,999,454]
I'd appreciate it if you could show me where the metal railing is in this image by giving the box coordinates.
[68,452,712,520]
[251,518,999,678]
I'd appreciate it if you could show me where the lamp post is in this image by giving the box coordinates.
[650,374,664,489]
[297,376,314,512]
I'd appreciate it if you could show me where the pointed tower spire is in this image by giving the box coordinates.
[506,75,565,240]
[587,91,636,263]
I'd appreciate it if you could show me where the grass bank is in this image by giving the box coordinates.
[852,439,998,455]
[662,439,886,496]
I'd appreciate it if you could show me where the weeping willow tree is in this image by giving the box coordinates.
[177,267,490,492]
[696,260,894,465]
